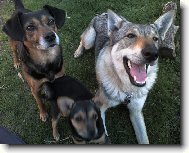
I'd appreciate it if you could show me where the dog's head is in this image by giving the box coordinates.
[107,10,175,87]
[3,5,65,50]
[57,97,104,142]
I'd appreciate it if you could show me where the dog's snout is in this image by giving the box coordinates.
[44,32,56,43]
[87,124,96,140]
[141,44,158,62]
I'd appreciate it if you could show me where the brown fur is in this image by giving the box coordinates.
[3,1,66,122]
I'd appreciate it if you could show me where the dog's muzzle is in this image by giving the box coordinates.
[44,32,57,47]
[141,43,158,63]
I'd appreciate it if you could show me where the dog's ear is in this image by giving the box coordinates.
[2,12,24,41]
[43,5,66,29]
[107,9,123,36]
[57,97,75,116]
[107,9,128,36]
[154,10,175,41]
[91,101,105,136]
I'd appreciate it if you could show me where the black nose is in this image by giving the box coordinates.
[44,32,56,43]
[141,44,158,62]
[87,125,96,140]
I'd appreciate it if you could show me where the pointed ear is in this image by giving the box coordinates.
[2,12,25,41]
[43,5,66,29]
[107,9,124,36]
[154,10,175,41]
[57,97,75,116]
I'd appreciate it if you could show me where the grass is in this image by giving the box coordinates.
[0,0,181,144]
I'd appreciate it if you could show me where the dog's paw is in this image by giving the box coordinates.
[40,112,48,122]
[14,62,20,69]
[54,133,60,141]
[74,49,83,58]
[74,51,81,58]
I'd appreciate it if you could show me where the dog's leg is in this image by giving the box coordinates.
[52,115,61,141]
[74,25,96,58]
[10,40,20,69]
[31,87,48,122]
[100,108,108,136]
[127,96,149,144]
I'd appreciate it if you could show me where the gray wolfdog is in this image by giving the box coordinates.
[74,9,175,144]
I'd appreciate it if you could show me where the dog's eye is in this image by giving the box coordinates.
[48,19,55,25]
[92,114,98,120]
[75,116,82,122]
[126,33,136,38]
[26,25,36,31]
[153,37,159,41]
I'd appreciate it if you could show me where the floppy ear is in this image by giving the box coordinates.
[57,97,75,116]
[154,10,175,41]
[43,5,66,29]
[2,12,25,41]
[91,101,105,136]
[107,9,126,36]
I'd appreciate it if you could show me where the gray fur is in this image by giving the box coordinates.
[74,7,177,144]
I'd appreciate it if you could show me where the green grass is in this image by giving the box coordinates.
[0,0,181,144]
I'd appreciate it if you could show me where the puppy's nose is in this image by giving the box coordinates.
[87,127,95,139]
[44,32,56,43]
[141,44,158,62]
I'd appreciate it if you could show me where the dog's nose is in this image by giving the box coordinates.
[44,32,56,43]
[141,44,158,62]
[87,127,96,140]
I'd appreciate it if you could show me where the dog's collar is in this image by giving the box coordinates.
[101,83,132,105]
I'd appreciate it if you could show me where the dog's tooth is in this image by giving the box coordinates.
[145,77,147,82]
[134,75,137,81]
[136,80,146,84]
[128,60,131,69]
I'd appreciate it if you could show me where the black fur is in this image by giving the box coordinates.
[2,1,66,41]
[39,75,93,118]
[39,76,105,142]
[18,43,63,81]
[2,12,25,41]
[43,5,66,29]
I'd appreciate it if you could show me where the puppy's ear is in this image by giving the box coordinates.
[154,10,175,41]
[2,12,25,41]
[91,101,105,136]
[43,5,66,29]
[57,97,75,116]
[107,9,126,36]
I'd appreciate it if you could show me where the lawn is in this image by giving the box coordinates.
[0,0,181,144]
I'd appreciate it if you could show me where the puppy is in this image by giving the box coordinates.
[2,0,66,121]
[39,76,106,144]
[74,9,176,144]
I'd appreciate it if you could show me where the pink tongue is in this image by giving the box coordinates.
[130,63,147,83]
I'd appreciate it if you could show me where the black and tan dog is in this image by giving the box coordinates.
[2,0,66,121]
[39,76,106,144]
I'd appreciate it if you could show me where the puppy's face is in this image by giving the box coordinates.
[69,100,102,142]
[22,10,59,50]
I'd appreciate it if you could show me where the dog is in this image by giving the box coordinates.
[2,0,66,122]
[74,9,175,144]
[39,76,106,144]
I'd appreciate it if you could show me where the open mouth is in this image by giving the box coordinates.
[123,57,148,87]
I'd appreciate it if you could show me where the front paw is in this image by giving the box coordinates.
[14,62,20,69]
[53,132,60,141]
[40,112,48,122]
